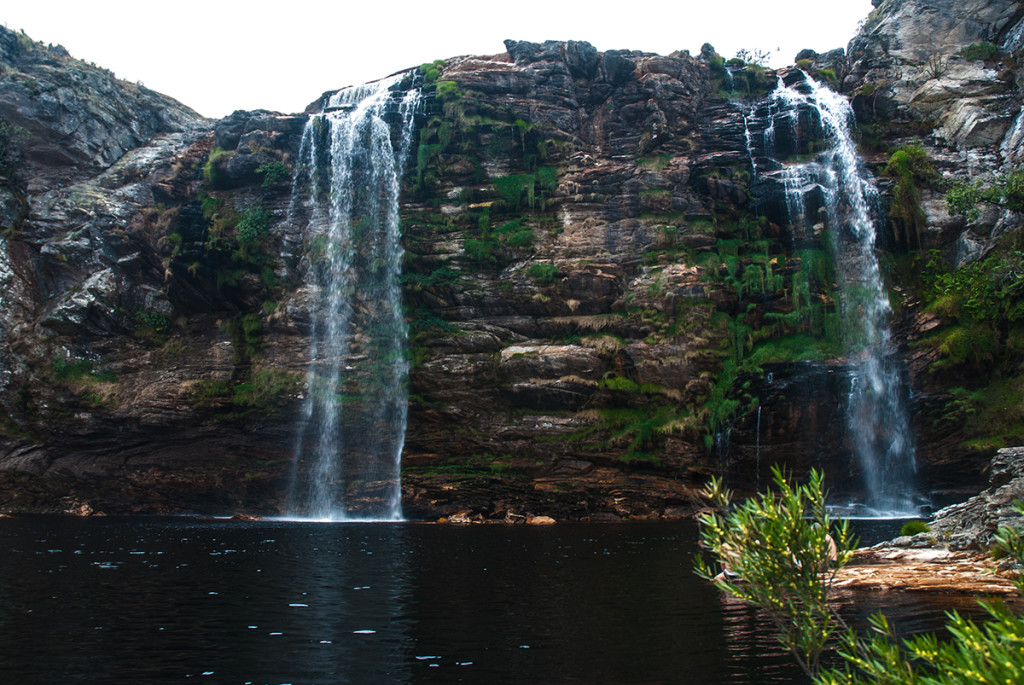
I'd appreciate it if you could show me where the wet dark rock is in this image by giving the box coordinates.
[566,40,599,79]
[600,50,636,85]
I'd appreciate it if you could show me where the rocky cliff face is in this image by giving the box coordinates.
[0,29,199,189]
[0,0,1022,519]
[0,29,309,514]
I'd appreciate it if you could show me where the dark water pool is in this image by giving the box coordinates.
[0,517,983,684]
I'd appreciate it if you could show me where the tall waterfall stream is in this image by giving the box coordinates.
[285,74,419,521]
[752,73,922,514]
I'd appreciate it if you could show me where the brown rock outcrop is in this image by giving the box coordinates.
[834,546,1020,595]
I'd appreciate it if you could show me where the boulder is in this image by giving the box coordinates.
[929,446,1024,549]
[527,515,556,525]
[445,510,475,524]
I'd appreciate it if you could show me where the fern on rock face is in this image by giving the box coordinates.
[883,144,936,250]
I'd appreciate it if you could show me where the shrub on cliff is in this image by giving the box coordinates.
[255,161,290,188]
[526,263,558,284]
[959,41,1000,62]
[419,60,444,84]
[916,241,1024,378]
[202,146,233,189]
[945,169,1024,222]
[883,144,936,250]
[236,205,270,247]
[945,179,997,222]
[899,519,931,536]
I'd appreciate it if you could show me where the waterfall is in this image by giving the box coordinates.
[756,73,920,514]
[286,73,420,521]
[724,65,736,93]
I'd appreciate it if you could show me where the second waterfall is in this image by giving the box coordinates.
[749,72,922,515]
[286,74,420,521]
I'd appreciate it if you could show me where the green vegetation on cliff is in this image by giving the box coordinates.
[959,41,1001,62]
[708,50,774,99]
[945,170,1024,223]
[693,216,840,440]
[396,72,558,248]
[883,144,937,250]
[255,160,290,188]
[202,146,233,189]
[906,228,1024,451]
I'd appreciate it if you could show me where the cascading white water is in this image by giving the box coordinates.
[724,65,736,92]
[742,111,756,175]
[1002,104,1024,164]
[757,73,920,514]
[286,73,419,521]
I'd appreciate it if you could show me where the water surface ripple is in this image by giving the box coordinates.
[0,518,977,684]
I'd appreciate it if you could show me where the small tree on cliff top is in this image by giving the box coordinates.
[695,467,855,677]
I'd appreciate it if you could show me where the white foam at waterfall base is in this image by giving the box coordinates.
[285,73,419,522]
[761,73,922,515]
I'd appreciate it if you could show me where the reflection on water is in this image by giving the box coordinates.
[719,595,808,683]
[0,518,983,684]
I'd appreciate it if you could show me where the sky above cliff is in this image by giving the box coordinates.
[3,0,875,118]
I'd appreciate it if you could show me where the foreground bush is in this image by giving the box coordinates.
[697,473,1024,683]
[695,467,854,676]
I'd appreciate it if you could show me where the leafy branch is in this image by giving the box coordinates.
[695,467,855,677]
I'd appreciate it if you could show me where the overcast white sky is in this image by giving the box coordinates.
[3,1,875,118]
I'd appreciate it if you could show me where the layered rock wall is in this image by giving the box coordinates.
[0,0,1023,518]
